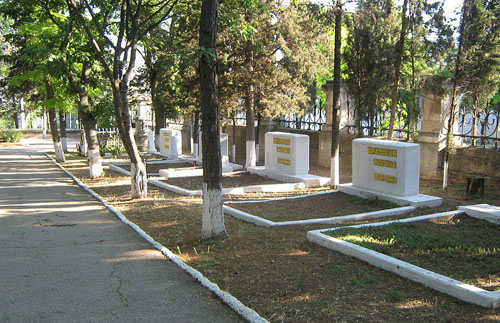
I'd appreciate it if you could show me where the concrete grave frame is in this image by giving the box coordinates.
[109,158,195,177]
[307,205,500,308]
[148,173,308,196]
[223,191,416,227]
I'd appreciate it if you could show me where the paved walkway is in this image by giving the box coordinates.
[0,140,241,322]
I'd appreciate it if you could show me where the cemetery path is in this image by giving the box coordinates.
[0,141,242,323]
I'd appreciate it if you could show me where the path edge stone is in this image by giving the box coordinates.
[45,153,268,323]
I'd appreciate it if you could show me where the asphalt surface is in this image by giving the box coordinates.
[0,140,242,323]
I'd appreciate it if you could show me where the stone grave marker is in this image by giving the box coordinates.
[159,128,182,159]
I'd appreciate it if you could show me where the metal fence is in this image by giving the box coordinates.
[97,128,121,149]
[276,107,327,131]
[455,107,500,148]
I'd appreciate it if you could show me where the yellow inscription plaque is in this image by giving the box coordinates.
[277,158,291,166]
[373,159,397,169]
[163,132,170,137]
[276,147,291,154]
[273,138,291,145]
[164,137,170,142]
[164,144,170,149]
[374,173,397,184]
[368,147,397,158]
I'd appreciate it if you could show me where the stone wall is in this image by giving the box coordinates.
[448,147,500,183]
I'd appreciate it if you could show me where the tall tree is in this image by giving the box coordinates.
[66,0,179,198]
[330,0,342,188]
[199,0,227,240]
[343,0,399,136]
[0,1,72,162]
[443,0,500,188]
[387,0,409,139]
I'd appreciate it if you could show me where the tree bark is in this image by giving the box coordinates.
[193,110,200,159]
[45,80,66,163]
[154,103,166,150]
[113,83,147,198]
[331,0,342,188]
[199,0,227,240]
[244,22,256,169]
[388,0,409,140]
[59,111,68,152]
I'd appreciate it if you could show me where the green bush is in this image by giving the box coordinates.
[0,130,24,143]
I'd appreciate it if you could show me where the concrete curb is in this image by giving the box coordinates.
[307,210,500,308]
[225,190,337,204]
[223,203,415,227]
[148,176,307,197]
[45,153,268,323]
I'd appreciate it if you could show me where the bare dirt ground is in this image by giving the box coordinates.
[61,154,500,322]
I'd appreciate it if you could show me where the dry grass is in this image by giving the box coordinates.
[59,153,500,322]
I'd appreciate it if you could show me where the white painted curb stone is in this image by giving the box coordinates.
[45,153,269,322]
[307,210,500,308]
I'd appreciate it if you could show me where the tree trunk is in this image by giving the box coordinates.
[113,83,147,198]
[199,0,227,240]
[59,111,68,152]
[45,80,65,163]
[388,0,409,140]
[331,0,343,188]
[244,30,256,169]
[193,110,200,159]
[79,102,102,178]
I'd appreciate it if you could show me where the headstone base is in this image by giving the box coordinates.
[338,183,442,208]
[248,166,330,188]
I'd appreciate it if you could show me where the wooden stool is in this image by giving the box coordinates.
[465,175,485,199]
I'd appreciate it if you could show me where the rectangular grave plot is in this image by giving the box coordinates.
[232,192,398,222]
[117,162,194,174]
[161,173,283,191]
[327,213,500,292]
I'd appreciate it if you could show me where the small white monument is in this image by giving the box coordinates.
[198,133,233,172]
[265,132,309,176]
[339,138,442,207]
[248,132,329,187]
[147,130,157,154]
[159,128,182,159]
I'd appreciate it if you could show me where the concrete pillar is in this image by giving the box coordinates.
[418,82,457,179]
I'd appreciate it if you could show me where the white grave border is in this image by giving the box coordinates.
[307,206,500,309]
[108,159,195,177]
[223,191,416,227]
[148,174,307,196]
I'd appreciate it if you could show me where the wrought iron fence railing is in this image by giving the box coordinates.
[276,107,327,131]
[455,107,500,149]
[97,128,121,150]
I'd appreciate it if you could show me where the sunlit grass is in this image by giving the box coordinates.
[329,215,500,290]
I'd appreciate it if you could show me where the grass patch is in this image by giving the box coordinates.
[328,214,500,291]
[0,129,24,143]
[49,153,500,321]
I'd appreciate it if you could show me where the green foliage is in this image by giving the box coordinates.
[0,129,23,142]
[99,143,124,156]
[459,0,500,112]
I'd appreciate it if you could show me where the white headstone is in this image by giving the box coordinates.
[147,130,157,153]
[198,133,229,164]
[159,128,182,159]
[264,132,309,176]
[352,138,420,197]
